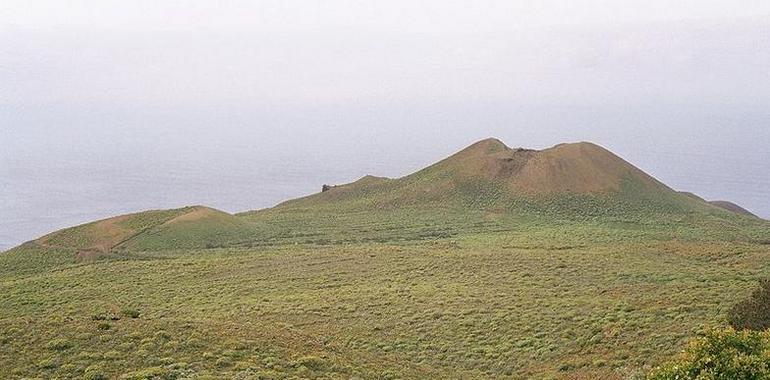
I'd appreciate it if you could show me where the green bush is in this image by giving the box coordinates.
[104,350,122,360]
[118,363,194,380]
[121,308,141,319]
[97,322,111,330]
[119,366,170,380]
[729,279,770,331]
[648,327,770,379]
[38,357,58,369]
[84,364,108,380]
[45,338,71,351]
[85,372,108,380]
[294,355,327,371]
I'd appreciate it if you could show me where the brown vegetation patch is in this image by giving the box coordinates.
[37,214,134,252]
[510,142,664,194]
[75,248,111,263]
[420,139,670,195]
[162,206,229,225]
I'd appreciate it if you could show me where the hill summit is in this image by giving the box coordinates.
[410,138,669,194]
[270,138,688,213]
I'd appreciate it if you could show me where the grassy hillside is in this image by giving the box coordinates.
[27,206,256,255]
[253,139,731,219]
[2,223,769,379]
[1,139,768,379]
[237,139,758,249]
[121,206,256,251]
[708,200,758,218]
[34,208,190,252]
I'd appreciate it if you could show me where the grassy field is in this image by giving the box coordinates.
[2,140,769,379]
[2,214,769,379]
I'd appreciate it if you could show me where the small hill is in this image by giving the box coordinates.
[34,208,191,252]
[679,192,758,218]
[679,191,707,202]
[122,206,255,250]
[709,200,758,218]
[32,206,253,257]
[228,138,770,246]
[260,139,710,218]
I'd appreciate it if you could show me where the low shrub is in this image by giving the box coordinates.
[729,279,770,331]
[121,308,141,319]
[38,357,59,369]
[648,327,770,379]
[45,338,71,351]
[119,366,169,380]
[104,350,122,360]
[84,364,108,380]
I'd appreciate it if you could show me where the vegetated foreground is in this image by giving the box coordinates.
[1,139,769,379]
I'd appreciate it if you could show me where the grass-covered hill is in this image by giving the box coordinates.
[2,139,768,379]
[239,138,764,247]
[708,200,758,217]
[27,206,255,255]
[263,138,695,212]
[16,138,763,252]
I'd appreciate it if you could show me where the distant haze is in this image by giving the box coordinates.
[2,1,769,250]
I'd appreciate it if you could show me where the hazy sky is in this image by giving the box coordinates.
[1,1,769,248]
[4,0,770,30]
[3,1,770,107]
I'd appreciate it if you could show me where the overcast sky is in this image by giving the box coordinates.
[4,0,770,30]
[3,0,770,107]
[1,1,769,248]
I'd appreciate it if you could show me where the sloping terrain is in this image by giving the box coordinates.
[2,223,769,379]
[121,206,255,251]
[11,139,764,253]
[29,206,253,256]
[679,191,758,218]
[260,139,717,214]
[2,138,768,379]
[239,139,755,248]
[22,139,760,254]
[32,208,191,260]
[709,200,758,217]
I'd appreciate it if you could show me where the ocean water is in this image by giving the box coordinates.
[2,103,768,251]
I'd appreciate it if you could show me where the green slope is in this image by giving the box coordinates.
[237,139,763,248]
[121,206,256,251]
[249,139,740,218]
[2,138,770,379]
[709,200,759,217]
[31,208,191,251]
[25,206,255,255]
[12,139,764,253]
[2,223,769,379]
